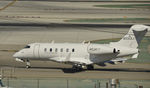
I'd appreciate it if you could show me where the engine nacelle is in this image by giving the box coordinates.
[88,44,120,55]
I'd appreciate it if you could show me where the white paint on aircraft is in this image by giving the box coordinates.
[13,24,150,70]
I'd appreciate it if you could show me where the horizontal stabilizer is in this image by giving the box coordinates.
[132,25,150,31]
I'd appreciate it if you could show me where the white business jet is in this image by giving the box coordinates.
[13,25,150,70]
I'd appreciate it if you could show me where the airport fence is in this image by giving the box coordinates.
[1,78,150,88]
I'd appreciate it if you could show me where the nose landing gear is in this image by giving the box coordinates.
[26,59,31,68]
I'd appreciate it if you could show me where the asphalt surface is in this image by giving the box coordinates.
[0,1,150,24]
[0,0,150,80]
[2,0,150,2]
[1,63,150,80]
[0,23,133,27]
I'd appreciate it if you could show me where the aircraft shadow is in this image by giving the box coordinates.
[91,68,150,73]
[62,68,86,73]
[17,67,150,73]
[26,67,86,73]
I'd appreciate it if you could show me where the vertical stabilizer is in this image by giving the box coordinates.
[117,25,150,48]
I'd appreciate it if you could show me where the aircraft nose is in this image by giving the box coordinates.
[148,26,150,31]
[13,52,20,58]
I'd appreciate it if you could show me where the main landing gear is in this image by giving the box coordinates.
[26,59,31,68]
[72,64,94,71]
[72,64,84,71]
[86,65,94,70]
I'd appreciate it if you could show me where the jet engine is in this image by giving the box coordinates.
[88,45,120,55]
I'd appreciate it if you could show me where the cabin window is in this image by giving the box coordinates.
[66,48,69,52]
[50,48,52,52]
[55,48,58,52]
[44,48,47,52]
[60,48,63,52]
[24,45,30,48]
[72,48,75,52]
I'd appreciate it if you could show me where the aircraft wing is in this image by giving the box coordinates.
[107,58,128,65]
[111,58,128,62]
[50,57,86,65]
[111,53,139,63]
[49,53,71,62]
[97,58,128,66]
[49,53,87,65]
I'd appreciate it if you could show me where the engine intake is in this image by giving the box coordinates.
[113,48,120,53]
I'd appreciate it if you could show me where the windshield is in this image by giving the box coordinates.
[24,45,30,48]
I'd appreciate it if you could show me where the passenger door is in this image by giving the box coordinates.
[34,44,40,59]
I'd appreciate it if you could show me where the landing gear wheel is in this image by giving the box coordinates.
[26,59,31,69]
[72,64,83,71]
[26,64,31,68]
[87,65,94,70]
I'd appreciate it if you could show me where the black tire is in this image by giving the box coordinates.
[87,65,94,70]
[72,65,83,71]
[26,65,31,69]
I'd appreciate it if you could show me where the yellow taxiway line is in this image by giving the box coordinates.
[0,0,18,11]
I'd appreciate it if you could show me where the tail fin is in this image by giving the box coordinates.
[117,24,150,48]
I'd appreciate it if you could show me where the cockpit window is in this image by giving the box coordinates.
[24,45,30,48]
